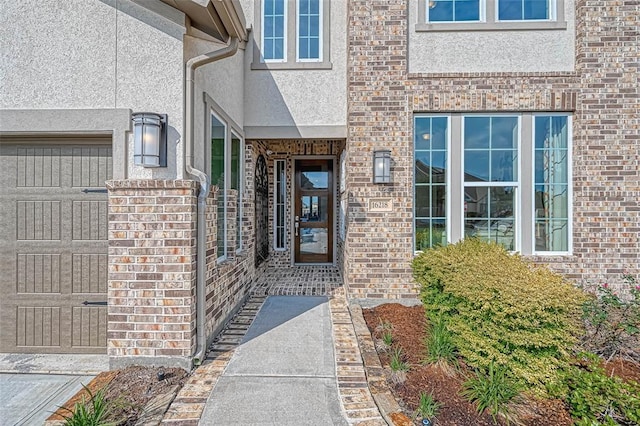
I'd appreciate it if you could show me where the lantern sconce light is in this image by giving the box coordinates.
[132,112,168,167]
[373,150,391,184]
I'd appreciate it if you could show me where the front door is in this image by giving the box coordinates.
[294,159,333,264]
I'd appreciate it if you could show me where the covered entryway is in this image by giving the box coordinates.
[294,159,334,264]
[0,138,111,354]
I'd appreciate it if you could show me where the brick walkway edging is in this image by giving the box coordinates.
[161,289,390,425]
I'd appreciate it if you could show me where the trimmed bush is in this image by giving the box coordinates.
[413,239,587,393]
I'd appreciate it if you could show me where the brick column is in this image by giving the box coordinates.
[106,180,197,369]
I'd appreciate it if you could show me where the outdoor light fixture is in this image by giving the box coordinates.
[132,112,167,167]
[373,150,391,184]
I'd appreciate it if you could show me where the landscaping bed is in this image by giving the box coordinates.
[363,303,640,426]
[47,366,188,425]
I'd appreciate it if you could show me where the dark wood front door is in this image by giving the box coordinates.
[294,159,334,264]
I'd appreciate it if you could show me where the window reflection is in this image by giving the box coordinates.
[301,195,327,222]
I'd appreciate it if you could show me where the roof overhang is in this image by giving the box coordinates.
[159,0,247,42]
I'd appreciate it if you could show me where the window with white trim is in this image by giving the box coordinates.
[210,111,244,261]
[274,160,287,250]
[414,113,571,254]
[262,0,286,61]
[498,0,552,21]
[254,0,331,69]
[427,0,482,22]
[420,0,563,29]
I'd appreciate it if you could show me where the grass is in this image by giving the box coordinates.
[389,346,410,384]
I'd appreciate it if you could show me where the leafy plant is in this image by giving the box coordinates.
[581,273,640,360]
[414,391,441,420]
[413,238,587,394]
[382,330,393,347]
[375,319,394,352]
[390,346,410,372]
[547,352,640,425]
[461,361,520,424]
[61,384,115,426]
[389,346,410,384]
[425,316,456,365]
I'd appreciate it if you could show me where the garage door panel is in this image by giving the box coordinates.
[72,146,113,188]
[72,307,107,348]
[17,254,61,294]
[1,139,110,355]
[16,200,62,240]
[72,254,108,294]
[72,201,108,240]
[16,306,62,348]
[16,146,62,188]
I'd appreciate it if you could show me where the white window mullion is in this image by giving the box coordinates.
[450,114,464,243]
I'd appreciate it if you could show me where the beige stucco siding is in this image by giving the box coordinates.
[1,0,186,180]
[241,0,348,133]
[407,0,576,73]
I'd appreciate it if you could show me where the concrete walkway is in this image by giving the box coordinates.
[199,296,348,426]
[0,373,94,426]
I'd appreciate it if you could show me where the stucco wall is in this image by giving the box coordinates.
[407,0,576,73]
[185,35,246,172]
[239,0,348,134]
[0,0,186,180]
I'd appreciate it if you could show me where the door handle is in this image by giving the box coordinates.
[82,301,107,306]
[294,222,299,237]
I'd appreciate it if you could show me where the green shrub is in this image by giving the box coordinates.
[581,273,640,360]
[461,361,520,424]
[413,239,587,393]
[547,352,640,425]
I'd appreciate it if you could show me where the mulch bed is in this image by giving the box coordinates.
[362,303,635,426]
[47,366,188,425]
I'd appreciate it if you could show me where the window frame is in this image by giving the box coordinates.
[296,0,323,62]
[253,0,332,70]
[496,0,556,22]
[413,112,572,256]
[426,0,485,23]
[273,159,287,250]
[261,0,288,62]
[205,94,245,263]
[417,0,566,32]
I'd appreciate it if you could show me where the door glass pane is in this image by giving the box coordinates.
[301,171,328,189]
[464,186,515,250]
[300,195,327,222]
[300,228,328,255]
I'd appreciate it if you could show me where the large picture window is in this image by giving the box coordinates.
[414,113,571,254]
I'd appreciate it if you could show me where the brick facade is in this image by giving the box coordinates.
[106,180,197,369]
[345,0,639,298]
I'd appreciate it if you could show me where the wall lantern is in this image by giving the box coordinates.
[132,112,167,167]
[373,150,391,184]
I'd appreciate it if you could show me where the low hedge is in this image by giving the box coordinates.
[413,239,587,393]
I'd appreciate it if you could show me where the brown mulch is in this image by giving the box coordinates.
[48,366,188,425]
[363,303,577,426]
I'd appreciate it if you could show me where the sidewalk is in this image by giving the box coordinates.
[162,290,386,425]
[200,296,347,425]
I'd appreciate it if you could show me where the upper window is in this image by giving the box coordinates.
[427,0,481,22]
[262,0,286,61]
[420,0,564,30]
[253,0,331,69]
[414,113,571,255]
[498,0,550,21]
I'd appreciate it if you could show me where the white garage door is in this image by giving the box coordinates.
[0,138,111,354]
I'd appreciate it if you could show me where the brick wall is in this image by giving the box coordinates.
[107,180,197,369]
[345,0,639,298]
